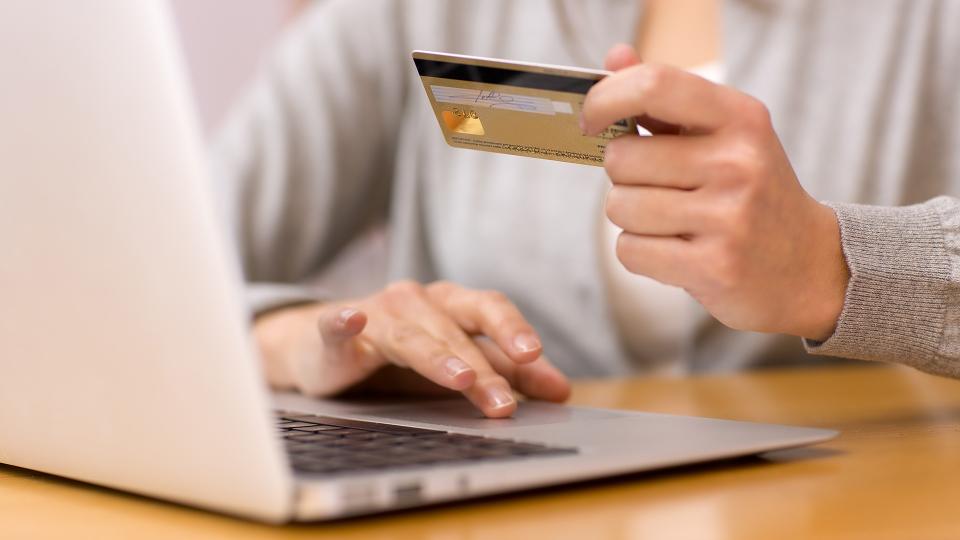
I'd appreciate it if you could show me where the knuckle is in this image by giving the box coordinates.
[482,289,510,305]
[388,322,423,346]
[384,280,423,301]
[494,317,525,338]
[426,280,457,297]
[634,64,669,97]
[714,180,762,238]
[604,186,650,229]
[710,151,746,183]
[604,188,630,228]
[738,96,773,131]
[727,217,751,251]
[603,139,627,176]
[387,280,422,295]
[732,190,760,230]
[711,194,744,232]
[446,332,475,350]
[698,202,726,232]
[711,139,763,183]
[615,234,639,273]
[476,373,511,390]
[425,347,455,365]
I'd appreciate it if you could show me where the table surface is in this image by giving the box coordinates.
[3,364,960,540]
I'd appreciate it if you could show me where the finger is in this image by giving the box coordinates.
[602,46,682,135]
[473,336,571,403]
[426,282,542,363]
[582,63,736,136]
[600,46,682,135]
[605,185,706,236]
[409,316,519,418]
[403,298,520,417]
[317,306,380,373]
[616,232,694,287]
[353,365,459,398]
[377,284,519,417]
[604,134,714,189]
[372,320,478,391]
[316,305,380,374]
[293,306,381,397]
[604,43,640,72]
[461,363,518,418]
[317,306,367,346]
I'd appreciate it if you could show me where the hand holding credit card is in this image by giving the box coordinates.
[413,50,637,167]
[415,45,848,343]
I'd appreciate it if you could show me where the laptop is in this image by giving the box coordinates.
[0,1,836,523]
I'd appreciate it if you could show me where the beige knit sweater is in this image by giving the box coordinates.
[211,0,960,378]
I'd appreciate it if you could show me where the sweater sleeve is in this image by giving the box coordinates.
[208,0,408,315]
[805,196,960,378]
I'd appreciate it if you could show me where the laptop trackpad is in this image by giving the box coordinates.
[363,400,626,430]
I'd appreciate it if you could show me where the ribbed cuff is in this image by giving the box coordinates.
[804,201,949,369]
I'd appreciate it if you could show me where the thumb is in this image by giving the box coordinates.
[295,306,380,397]
[603,44,682,136]
[317,306,367,346]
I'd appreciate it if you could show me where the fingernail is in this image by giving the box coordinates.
[338,308,359,326]
[513,333,541,354]
[487,387,515,409]
[443,357,472,379]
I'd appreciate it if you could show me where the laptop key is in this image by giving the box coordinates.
[277,412,578,475]
[289,424,346,433]
[308,427,363,437]
[280,415,445,436]
[508,443,578,455]
[280,421,319,429]
[287,433,342,443]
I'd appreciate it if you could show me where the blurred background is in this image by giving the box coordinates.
[170,0,302,136]
[172,0,387,297]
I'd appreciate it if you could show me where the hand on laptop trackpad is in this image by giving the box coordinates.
[366,399,626,430]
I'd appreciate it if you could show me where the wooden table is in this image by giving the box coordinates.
[3,365,960,539]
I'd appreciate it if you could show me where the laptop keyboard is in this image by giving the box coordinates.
[276,412,577,476]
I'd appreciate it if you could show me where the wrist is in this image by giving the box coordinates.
[796,202,850,341]
[253,302,325,389]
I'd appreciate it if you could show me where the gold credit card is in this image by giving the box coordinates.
[412,50,636,167]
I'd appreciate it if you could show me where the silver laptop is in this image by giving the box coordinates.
[0,1,836,523]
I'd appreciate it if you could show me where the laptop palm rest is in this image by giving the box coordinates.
[273,392,626,431]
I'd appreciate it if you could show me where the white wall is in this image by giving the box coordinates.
[170,0,296,136]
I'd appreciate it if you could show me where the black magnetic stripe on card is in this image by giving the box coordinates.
[414,58,599,95]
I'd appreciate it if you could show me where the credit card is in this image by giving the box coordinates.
[412,50,636,167]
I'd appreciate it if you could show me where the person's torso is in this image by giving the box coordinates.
[378,0,960,377]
